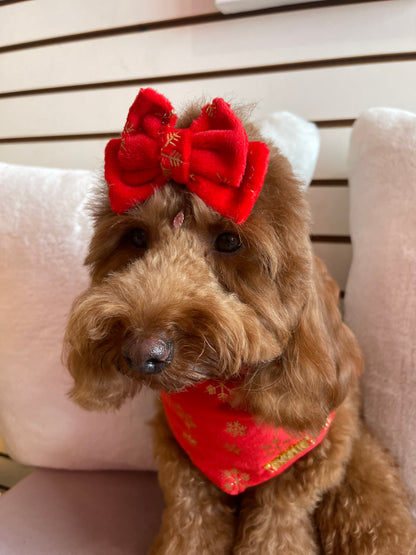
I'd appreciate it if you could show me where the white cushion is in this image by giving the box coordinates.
[345,108,416,511]
[0,162,157,470]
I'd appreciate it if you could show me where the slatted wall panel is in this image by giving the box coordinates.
[1,0,416,291]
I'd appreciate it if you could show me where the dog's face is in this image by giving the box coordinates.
[65,103,359,433]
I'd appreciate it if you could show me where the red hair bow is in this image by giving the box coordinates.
[105,88,269,224]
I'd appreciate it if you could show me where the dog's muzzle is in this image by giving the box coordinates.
[122,335,174,375]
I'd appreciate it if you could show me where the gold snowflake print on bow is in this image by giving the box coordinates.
[216,173,232,186]
[163,130,181,149]
[205,103,217,117]
[123,121,134,135]
[161,150,183,168]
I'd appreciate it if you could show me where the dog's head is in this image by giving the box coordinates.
[64,91,361,435]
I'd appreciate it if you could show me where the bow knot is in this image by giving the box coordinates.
[105,88,269,224]
[160,128,191,184]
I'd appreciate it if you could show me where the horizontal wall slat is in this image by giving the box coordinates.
[1,61,415,138]
[3,54,416,101]
[0,126,351,179]
[0,140,108,174]
[1,2,415,95]
[312,242,352,291]
[0,0,218,48]
[306,187,349,236]
[316,127,350,179]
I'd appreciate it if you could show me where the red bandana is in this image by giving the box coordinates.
[104,88,270,224]
[161,379,334,495]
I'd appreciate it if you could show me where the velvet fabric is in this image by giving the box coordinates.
[105,88,270,224]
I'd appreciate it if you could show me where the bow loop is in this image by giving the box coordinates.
[190,130,247,190]
[189,98,248,189]
[123,88,177,138]
[105,88,269,223]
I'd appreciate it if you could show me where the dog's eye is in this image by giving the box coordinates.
[214,232,242,253]
[128,228,147,249]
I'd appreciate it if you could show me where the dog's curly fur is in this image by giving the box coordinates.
[64,101,416,554]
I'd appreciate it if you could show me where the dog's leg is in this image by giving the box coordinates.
[233,473,321,555]
[315,426,416,555]
[150,406,236,555]
[233,402,359,555]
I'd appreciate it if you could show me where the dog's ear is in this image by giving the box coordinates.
[282,256,362,432]
[245,256,362,436]
[63,288,139,411]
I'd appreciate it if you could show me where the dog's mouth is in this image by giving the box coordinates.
[106,309,284,393]
[116,349,231,390]
[116,358,218,392]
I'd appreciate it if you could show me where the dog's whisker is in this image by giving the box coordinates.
[198,336,216,360]
[243,378,280,393]
[191,366,216,381]
[191,366,209,376]
[240,366,262,390]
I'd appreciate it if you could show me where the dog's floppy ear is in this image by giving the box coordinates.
[280,256,362,433]
[245,256,362,436]
[63,286,140,411]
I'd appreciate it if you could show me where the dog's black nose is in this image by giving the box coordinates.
[122,335,174,375]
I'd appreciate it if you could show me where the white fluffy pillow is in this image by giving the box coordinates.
[345,108,416,510]
[0,162,157,470]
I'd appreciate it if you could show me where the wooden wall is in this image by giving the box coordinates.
[1,0,415,292]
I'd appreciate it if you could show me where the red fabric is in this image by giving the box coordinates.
[161,380,334,495]
[104,88,269,224]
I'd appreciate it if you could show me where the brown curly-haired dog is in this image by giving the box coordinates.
[64,94,416,554]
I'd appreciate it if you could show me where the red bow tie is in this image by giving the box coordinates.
[104,88,269,224]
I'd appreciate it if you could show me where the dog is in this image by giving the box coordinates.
[64,88,416,554]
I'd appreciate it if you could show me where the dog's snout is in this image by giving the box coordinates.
[122,335,174,375]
